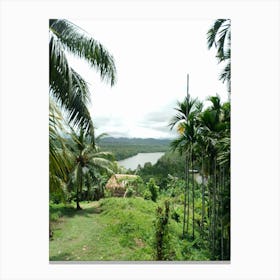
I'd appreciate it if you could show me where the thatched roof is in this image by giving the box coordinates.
[105,174,140,197]
[105,174,139,189]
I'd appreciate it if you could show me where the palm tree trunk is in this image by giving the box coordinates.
[186,155,190,238]
[192,148,195,240]
[217,164,222,259]
[220,165,224,260]
[209,155,216,259]
[76,188,82,210]
[207,161,212,253]
[76,165,82,210]
[212,156,217,258]
[201,156,205,237]
[182,153,189,238]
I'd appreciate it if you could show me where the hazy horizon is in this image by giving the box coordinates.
[67,19,228,139]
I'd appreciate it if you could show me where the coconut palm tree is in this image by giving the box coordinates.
[49,19,117,201]
[67,128,114,210]
[49,19,116,136]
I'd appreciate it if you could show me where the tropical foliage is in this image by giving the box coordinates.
[169,93,230,260]
[49,19,116,134]
[49,19,230,261]
[49,19,117,204]
[66,129,115,209]
[99,137,170,160]
[207,19,231,93]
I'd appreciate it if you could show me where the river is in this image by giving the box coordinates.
[117,152,165,170]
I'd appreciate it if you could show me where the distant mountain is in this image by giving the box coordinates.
[98,137,172,161]
[98,137,172,146]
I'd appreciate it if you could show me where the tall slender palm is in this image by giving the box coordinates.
[216,102,230,260]
[197,95,230,259]
[169,92,230,258]
[207,19,231,256]
[169,96,200,239]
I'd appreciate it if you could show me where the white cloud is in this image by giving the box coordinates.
[67,19,228,138]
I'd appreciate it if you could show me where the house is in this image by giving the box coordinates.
[105,174,139,197]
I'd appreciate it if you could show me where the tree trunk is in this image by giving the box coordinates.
[182,153,189,238]
[76,165,83,210]
[201,156,205,237]
[76,185,82,210]
[220,165,224,260]
[212,156,217,258]
[186,154,190,238]
[192,149,195,240]
[212,156,218,256]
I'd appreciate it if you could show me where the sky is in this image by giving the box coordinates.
[67,19,228,139]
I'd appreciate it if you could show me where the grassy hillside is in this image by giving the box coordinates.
[50,198,158,261]
[49,196,210,261]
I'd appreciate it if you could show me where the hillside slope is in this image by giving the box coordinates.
[50,196,211,261]
[50,198,165,261]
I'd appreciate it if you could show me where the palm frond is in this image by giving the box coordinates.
[49,99,72,181]
[207,94,221,112]
[207,19,231,65]
[89,151,114,161]
[169,96,198,130]
[219,60,231,87]
[207,19,227,49]
[50,19,116,86]
[96,133,109,143]
[170,135,189,154]
[50,38,94,134]
[217,137,230,166]
[91,158,114,174]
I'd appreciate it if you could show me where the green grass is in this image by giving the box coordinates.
[49,196,211,261]
[50,197,159,261]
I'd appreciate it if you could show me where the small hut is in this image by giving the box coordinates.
[105,174,139,197]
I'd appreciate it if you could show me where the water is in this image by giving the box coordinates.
[117,152,165,170]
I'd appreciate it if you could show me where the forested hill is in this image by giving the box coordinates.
[98,137,172,160]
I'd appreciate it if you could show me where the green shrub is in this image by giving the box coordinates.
[147,178,159,202]
[143,189,152,200]
[171,210,180,223]
[124,186,135,197]
[104,189,112,198]
[50,191,65,204]
[50,212,61,222]
[154,200,177,260]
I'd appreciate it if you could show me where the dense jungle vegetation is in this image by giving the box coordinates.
[98,137,171,160]
[49,18,231,261]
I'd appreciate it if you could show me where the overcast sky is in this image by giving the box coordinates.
[67,19,228,139]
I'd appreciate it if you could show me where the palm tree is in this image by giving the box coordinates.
[49,98,72,200]
[67,129,114,210]
[169,92,230,258]
[197,95,230,259]
[49,19,116,136]
[169,95,201,239]
[49,19,117,200]
[207,19,231,93]
[216,102,230,260]
[199,103,220,257]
